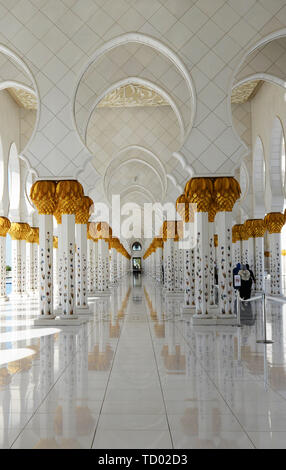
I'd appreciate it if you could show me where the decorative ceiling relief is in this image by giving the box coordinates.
[98,84,169,108]
[8,87,37,110]
[231,80,262,104]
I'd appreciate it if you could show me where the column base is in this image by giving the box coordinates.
[34,315,57,326]
[9,292,27,300]
[216,315,236,325]
[92,290,111,297]
[181,305,196,314]
[27,290,38,297]
[164,291,183,299]
[192,315,217,326]
[266,294,286,303]
[76,305,93,315]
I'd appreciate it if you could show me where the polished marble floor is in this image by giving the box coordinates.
[1,274,286,448]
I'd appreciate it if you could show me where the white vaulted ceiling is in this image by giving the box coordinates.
[0,0,286,221]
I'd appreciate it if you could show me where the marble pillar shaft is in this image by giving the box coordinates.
[194,212,209,316]
[217,212,234,316]
[254,236,265,292]
[75,223,88,309]
[61,214,76,317]
[0,236,7,300]
[39,214,53,316]
[269,232,282,295]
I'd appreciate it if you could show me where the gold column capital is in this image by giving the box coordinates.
[0,217,11,237]
[26,227,39,244]
[264,212,285,234]
[245,219,266,238]
[30,180,57,215]
[75,196,94,224]
[184,177,214,212]
[55,180,84,215]
[9,222,31,241]
[214,177,241,212]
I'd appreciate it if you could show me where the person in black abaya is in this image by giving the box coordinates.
[238,264,252,300]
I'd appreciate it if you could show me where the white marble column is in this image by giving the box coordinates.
[155,246,163,283]
[52,236,58,300]
[9,223,30,299]
[0,235,8,301]
[110,247,117,286]
[269,232,282,295]
[241,237,249,265]
[75,223,89,313]
[264,213,285,296]
[97,239,110,292]
[94,240,98,291]
[38,214,54,317]
[117,251,122,280]
[60,213,77,317]
[216,211,235,321]
[0,217,10,301]
[30,181,57,321]
[208,218,216,307]
[26,228,39,296]
[193,211,211,320]
[164,238,175,293]
[255,236,265,292]
[26,240,34,295]
[173,241,180,292]
[87,238,95,294]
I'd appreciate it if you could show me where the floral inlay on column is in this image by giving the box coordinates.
[0,217,11,301]
[8,222,30,297]
[55,180,84,317]
[30,180,57,317]
[75,196,93,312]
[264,212,285,295]
[213,177,241,317]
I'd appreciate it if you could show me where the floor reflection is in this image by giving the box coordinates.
[2,277,286,448]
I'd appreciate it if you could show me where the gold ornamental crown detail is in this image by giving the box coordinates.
[9,222,31,241]
[264,212,285,234]
[55,180,84,215]
[245,219,266,238]
[53,236,58,249]
[75,196,94,224]
[234,223,248,241]
[214,234,218,247]
[0,217,11,237]
[153,237,164,249]
[208,202,217,223]
[53,207,62,225]
[232,225,241,243]
[30,181,57,215]
[26,227,39,244]
[213,177,241,212]
[176,194,195,223]
[184,177,214,213]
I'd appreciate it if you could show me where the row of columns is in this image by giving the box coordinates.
[144,178,286,324]
[0,180,131,323]
[233,212,285,295]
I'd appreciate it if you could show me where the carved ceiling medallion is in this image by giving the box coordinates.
[98,83,169,108]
